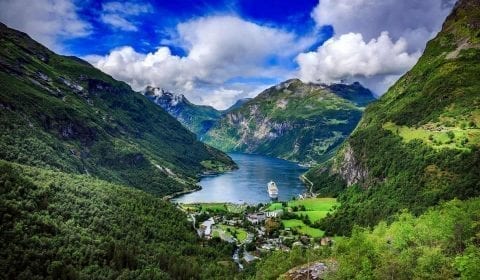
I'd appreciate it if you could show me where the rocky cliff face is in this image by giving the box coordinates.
[306,0,480,235]
[142,86,221,137]
[203,79,375,164]
[333,144,368,186]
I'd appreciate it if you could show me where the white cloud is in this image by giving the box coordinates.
[101,1,153,31]
[311,0,456,51]
[0,0,91,52]
[101,14,138,32]
[90,16,306,109]
[297,32,420,87]
[298,0,456,95]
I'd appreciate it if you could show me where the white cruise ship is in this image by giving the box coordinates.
[267,181,278,199]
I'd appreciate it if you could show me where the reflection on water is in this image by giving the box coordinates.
[173,153,307,204]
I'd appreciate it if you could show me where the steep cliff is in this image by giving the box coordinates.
[142,86,222,137]
[307,0,480,235]
[0,22,236,196]
[204,79,375,164]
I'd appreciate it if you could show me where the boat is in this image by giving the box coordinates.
[267,181,278,199]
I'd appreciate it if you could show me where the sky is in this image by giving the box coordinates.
[0,0,456,109]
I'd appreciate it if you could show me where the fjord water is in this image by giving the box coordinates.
[173,153,307,204]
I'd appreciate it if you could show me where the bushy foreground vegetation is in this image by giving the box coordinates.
[0,161,237,279]
[306,0,480,235]
[244,198,480,280]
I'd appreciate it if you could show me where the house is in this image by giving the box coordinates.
[199,217,215,238]
[246,212,266,224]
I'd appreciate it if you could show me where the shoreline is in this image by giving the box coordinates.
[163,185,202,201]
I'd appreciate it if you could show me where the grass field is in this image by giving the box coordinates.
[294,211,329,223]
[266,198,337,238]
[212,225,248,243]
[383,122,480,150]
[266,197,338,211]
[282,219,325,238]
[220,225,248,242]
[288,198,338,211]
[179,203,246,213]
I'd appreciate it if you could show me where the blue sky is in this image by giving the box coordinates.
[69,0,324,56]
[0,0,455,109]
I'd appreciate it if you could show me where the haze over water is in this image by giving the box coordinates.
[173,153,307,204]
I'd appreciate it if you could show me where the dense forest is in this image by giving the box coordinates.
[0,22,235,197]
[244,198,480,279]
[306,0,480,235]
[0,161,237,279]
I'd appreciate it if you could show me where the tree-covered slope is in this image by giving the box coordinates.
[204,79,375,164]
[306,0,480,235]
[142,86,222,138]
[0,161,237,279]
[0,23,235,196]
[245,198,480,280]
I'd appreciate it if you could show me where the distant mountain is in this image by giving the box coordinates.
[0,22,236,197]
[142,86,221,137]
[306,0,480,235]
[203,79,375,164]
[223,97,252,114]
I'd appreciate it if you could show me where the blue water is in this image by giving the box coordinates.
[173,153,307,204]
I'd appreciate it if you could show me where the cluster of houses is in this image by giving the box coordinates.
[189,203,334,268]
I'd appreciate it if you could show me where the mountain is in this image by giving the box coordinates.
[223,97,252,114]
[306,0,480,235]
[203,79,375,164]
[0,22,240,279]
[0,22,235,197]
[142,86,221,137]
[0,161,237,279]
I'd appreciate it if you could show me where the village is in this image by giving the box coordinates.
[175,196,338,267]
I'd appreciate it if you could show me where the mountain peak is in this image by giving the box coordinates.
[142,86,187,106]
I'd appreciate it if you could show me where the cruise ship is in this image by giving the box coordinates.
[267,181,279,199]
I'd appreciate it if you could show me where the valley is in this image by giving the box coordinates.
[1,0,479,279]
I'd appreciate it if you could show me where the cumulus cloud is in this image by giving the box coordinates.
[312,0,456,51]
[298,0,456,95]
[0,0,91,52]
[100,1,153,31]
[90,16,308,109]
[297,32,420,87]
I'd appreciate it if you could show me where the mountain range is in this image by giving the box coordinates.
[305,0,480,235]
[203,79,375,164]
[1,0,480,278]
[0,22,235,197]
[145,79,375,165]
[142,86,253,138]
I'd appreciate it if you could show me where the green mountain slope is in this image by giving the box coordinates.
[0,161,237,279]
[204,79,375,164]
[246,198,480,280]
[142,86,222,137]
[0,23,235,196]
[306,0,480,235]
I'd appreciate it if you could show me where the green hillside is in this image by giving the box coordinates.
[245,198,480,280]
[0,161,237,279]
[306,0,480,235]
[204,79,375,164]
[0,23,235,197]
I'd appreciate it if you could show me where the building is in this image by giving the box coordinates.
[199,217,215,238]
[246,212,266,224]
